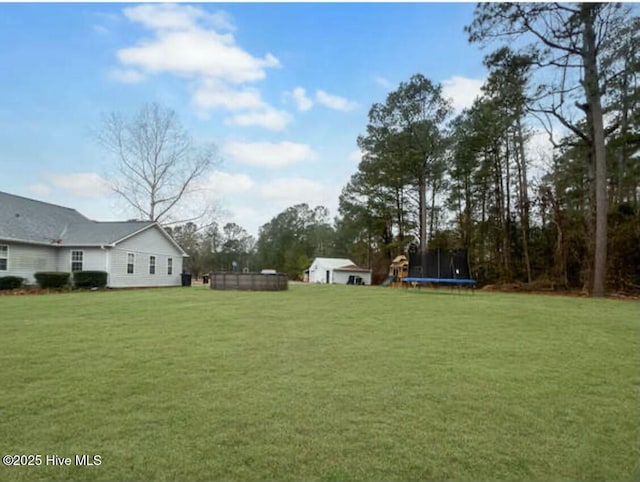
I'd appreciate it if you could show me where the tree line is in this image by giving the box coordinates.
[338,3,639,295]
[101,3,638,295]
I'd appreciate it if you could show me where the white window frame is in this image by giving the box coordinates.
[0,245,8,271]
[127,253,135,274]
[167,257,173,275]
[149,255,156,275]
[71,250,84,272]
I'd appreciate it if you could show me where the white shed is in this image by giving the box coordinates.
[307,257,371,285]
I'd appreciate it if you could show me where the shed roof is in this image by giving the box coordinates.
[310,257,370,272]
[311,257,354,269]
[333,264,370,272]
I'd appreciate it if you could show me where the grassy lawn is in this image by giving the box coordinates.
[0,285,638,481]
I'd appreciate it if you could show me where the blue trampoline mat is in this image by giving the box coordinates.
[401,277,476,285]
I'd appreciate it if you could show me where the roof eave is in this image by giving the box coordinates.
[334,268,371,273]
[0,237,117,248]
[0,236,58,247]
[60,243,117,248]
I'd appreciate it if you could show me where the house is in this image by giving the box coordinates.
[0,191,187,287]
[306,257,372,285]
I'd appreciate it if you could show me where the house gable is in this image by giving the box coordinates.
[108,226,184,288]
[115,224,185,256]
[112,223,187,256]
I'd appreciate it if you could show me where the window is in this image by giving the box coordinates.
[127,253,135,274]
[0,245,7,271]
[167,258,173,275]
[71,250,83,272]
[149,256,156,275]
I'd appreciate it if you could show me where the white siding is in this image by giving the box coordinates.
[333,271,349,284]
[333,270,371,285]
[108,226,184,288]
[308,261,329,283]
[56,247,107,273]
[0,242,57,284]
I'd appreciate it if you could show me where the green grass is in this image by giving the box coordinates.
[0,285,638,481]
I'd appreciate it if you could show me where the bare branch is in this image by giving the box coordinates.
[516,4,582,56]
[532,105,589,143]
[96,103,219,224]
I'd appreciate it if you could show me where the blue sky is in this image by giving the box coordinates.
[0,2,490,236]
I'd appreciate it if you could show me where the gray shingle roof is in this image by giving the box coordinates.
[0,191,154,246]
[0,191,90,243]
[62,221,155,245]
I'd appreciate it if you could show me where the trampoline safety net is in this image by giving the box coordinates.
[407,249,472,279]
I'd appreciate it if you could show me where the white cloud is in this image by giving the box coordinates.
[225,108,292,132]
[204,171,254,196]
[92,24,110,35]
[114,3,286,131]
[108,68,145,83]
[292,87,313,111]
[117,29,279,83]
[219,205,262,234]
[441,76,484,112]
[374,75,394,89]
[27,183,51,197]
[286,87,355,112]
[253,178,341,216]
[123,4,234,33]
[223,141,317,168]
[315,90,358,111]
[48,173,110,198]
[193,79,266,111]
[256,177,327,203]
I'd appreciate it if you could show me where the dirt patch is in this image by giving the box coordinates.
[481,283,638,300]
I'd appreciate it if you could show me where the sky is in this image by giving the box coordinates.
[0,2,494,236]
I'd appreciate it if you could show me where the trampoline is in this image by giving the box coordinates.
[402,247,476,290]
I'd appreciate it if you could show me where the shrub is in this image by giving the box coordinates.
[0,276,24,290]
[34,272,70,289]
[73,271,108,289]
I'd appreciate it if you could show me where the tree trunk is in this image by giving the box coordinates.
[618,52,631,204]
[429,183,437,242]
[480,152,489,271]
[396,187,404,245]
[515,120,532,283]
[464,175,472,248]
[504,135,512,281]
[419,177,427,254]
[546,186,568,288]
[493,143,507,280]
[582,5,608,297]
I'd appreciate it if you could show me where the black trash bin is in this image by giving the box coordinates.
[181,272,192,287]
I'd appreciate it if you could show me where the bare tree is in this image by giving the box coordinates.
[97,102,218,224]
